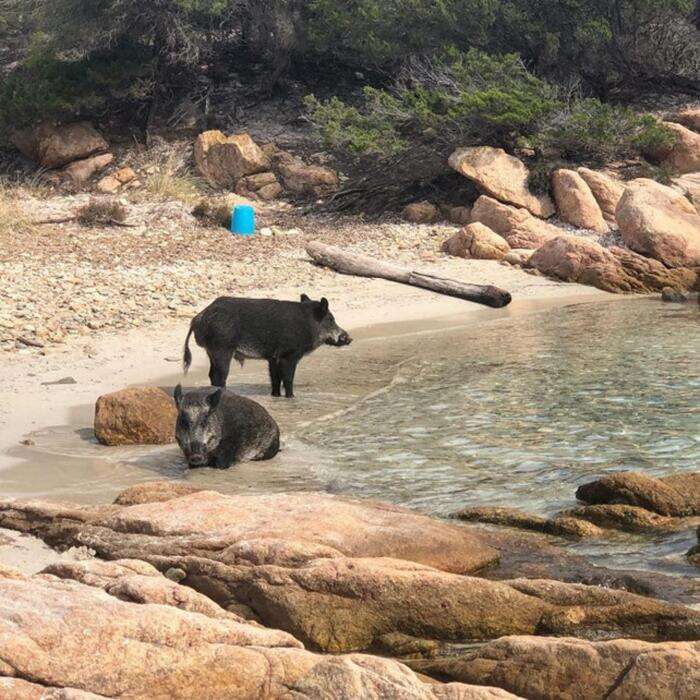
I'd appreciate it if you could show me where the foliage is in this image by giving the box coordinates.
[537,99,677,164]
[0,181,36,236]
[306,50,557,159]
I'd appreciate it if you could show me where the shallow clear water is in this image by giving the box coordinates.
[4,297,699,575]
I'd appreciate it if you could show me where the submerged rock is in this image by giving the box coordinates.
[408,636,700,700]
[576,471,700,518]
[94,387,178,446]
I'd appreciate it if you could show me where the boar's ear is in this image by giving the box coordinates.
[207,388,223,410]
[174,384,183,409]
[300,293,311,303]
[319,297,329,314]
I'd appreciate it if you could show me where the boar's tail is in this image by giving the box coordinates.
[183,324,195,374]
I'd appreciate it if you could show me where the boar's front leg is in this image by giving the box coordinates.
[268,360,282,397]
[279,354,301,398]
[208,349,234,388]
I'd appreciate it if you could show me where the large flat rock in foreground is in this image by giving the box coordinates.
[0,484,498,575]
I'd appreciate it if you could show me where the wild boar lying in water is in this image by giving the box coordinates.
[183,295,352,398]
[174,384,280,468]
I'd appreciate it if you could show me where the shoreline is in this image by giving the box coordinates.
[0,275,611,473]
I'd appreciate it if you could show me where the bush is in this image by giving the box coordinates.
[0,182,36,236]
[192,198,232,227]
[76,199,128,226]
[537,99,677,164]
[306,50,557,160]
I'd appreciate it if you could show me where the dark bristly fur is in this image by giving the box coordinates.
[174,385,280,469]
[183,294,352,398]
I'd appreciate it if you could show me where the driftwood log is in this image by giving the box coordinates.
[306,241,512,308]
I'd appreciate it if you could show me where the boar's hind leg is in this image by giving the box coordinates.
[207,349,234,388]
[279,355,301,399]
[268,360,282,397]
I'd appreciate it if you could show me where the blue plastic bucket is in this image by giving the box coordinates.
[231,205,255,236]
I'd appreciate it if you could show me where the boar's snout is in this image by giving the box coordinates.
[338,331,352,346]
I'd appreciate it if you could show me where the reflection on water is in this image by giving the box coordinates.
[3,297,698,574]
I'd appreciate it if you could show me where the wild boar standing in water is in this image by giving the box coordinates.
[174,384,280,468]
[183,295,352,398]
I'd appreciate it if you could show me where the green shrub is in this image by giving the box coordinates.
[537,99,677,164]
[306,50,557,160]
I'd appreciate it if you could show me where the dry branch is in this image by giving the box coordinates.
[306,241,512,308]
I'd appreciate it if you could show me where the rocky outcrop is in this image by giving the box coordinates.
[576,471,700,517]
[0,567,492,699]
[655,122,700,174]
[441,223,510,260]
[616,179,700,268]
[404,201,439,224]
[93,387,177,446]
[449,147,555,218]
[559,504,690,535]
[529,236,696,294]
[471,196,562,250]
[11,122,109,169]
[194,131,270,188]
[0,485,698,655]
[552,169,608,232]
[577,168,626,223]
[409,636,700,700]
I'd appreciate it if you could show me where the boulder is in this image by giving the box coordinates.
[114,166,137,184]
[672,172,700,210]
[404,201,440,224]
[530,236,697,294]
[442,223,510,260]
[274,153,339,198]
[0,568,491,699]
[95,175,121,194]
[671,107,700,132]
[577,168,626,223]
[409,636,700,700]
[235,171,282,201]
[11,122,109,169]
[61,153,114,185]
[114,480,203,506]
[449,147,555,218]
[655,122,700,174]
[94,387,177,446]
[194,131,270,188]
[471,196,562,249]
[576,471,700,517]
[552,169,608,232]
[443,205,473,226]
[504,249,535,266]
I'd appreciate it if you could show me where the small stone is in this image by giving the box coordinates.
[41,376,77,386]
[96,175,122,194]
[19,439,36,446]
